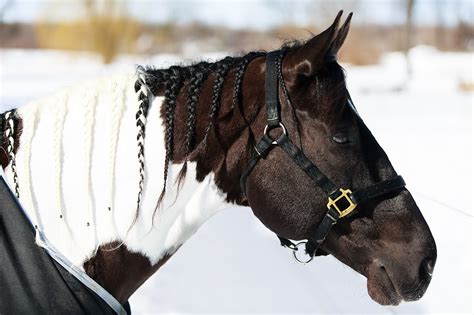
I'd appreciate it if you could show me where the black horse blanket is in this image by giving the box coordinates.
[0,175,130,314]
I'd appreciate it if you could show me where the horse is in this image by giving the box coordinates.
[0,11,436,312]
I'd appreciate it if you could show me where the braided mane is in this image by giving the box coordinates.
[1,45,303,228]
[135,50,283,215]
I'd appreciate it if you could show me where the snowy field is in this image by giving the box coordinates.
[0,47,472,314]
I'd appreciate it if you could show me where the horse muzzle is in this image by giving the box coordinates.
[367,252,436,305]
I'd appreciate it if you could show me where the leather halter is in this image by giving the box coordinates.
[240,51,406,263]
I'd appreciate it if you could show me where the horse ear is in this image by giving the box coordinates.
[327,12,352,59]
[284,11,343,77]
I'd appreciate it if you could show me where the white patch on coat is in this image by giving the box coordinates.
[4,73,233,267]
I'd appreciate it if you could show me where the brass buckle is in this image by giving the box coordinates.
[327,188,357,218]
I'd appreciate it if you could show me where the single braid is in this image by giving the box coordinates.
[18,105,39,228]
[176,61,216,187]
[231,52,265,110]
[201,56,236,144]
[52,92,69,219]
[108,78,126,214]
[4,110,19,198]
[276,52,303,149]
[82,85,97,228]
[276,52,292,107]
[134,70,152,219]
[185,62,213,152]
[104,76,138,250]
[156,66,184,210]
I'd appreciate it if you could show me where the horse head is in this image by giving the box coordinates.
[242,12,437,305]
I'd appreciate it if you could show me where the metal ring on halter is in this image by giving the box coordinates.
[292,241,313,264]
[263,122,287,145]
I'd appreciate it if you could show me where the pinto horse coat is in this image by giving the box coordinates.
[0,72,231,307]
[0,12,437,309]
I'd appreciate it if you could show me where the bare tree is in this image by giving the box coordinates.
[82,0,138,63]
[404,0,415,76]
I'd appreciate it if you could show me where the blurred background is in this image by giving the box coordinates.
[1,0,473,64]
[0,0,472,314]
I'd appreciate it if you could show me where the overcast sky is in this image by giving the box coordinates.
[2,0,472,29]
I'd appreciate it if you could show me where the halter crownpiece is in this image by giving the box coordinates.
[240,51,406,263]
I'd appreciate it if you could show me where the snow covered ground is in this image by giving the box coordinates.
[0,47,472,314]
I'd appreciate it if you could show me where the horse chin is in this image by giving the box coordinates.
[365,260,433,306]
[367,264,403,306]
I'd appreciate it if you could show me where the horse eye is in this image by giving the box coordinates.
[332,133,350,144]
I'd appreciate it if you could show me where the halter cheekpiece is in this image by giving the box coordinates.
[240,51,406,263]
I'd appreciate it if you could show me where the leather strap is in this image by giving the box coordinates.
[265,51,281,127]
[350,175,405,204]
[277,235,298,250]
[305,207,340,256]
[276,134,339,196]
[303,177,405,255]
[240,135,274,195]
[240,51,407,262]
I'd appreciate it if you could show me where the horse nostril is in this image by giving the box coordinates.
[420,257,435,279]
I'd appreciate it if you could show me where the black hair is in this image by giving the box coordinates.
[137,51,268,214]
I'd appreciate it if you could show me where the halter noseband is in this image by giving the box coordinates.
[240,51,406,263]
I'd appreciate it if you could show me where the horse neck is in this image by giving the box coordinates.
[175,56,267,204]
[4,59,267,301]
[84,58,268,301]
[0,75,184,288]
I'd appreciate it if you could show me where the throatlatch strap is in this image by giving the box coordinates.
[240,51,407,262]
[240,135,274,195]
[265,51,281,127]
